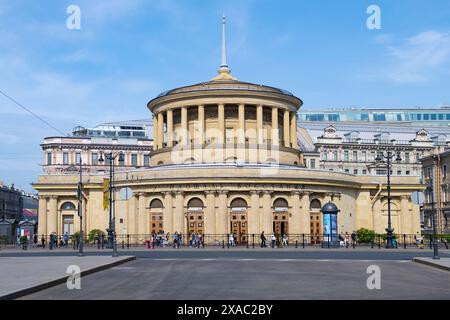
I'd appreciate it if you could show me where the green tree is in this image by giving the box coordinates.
[88,229,105,244]
[356,228,375,243]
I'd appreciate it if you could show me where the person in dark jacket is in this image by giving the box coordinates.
[260,231,267,247]
[351,231,357,248]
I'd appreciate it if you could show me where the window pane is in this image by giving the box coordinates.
[47,153,52,165]
[131,154,138,166]
[92,153,98,165]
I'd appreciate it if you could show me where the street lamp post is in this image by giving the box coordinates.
[375,150,401,249]
[98,152,124,257]
[77,159,84,257]
[427,176,440,260]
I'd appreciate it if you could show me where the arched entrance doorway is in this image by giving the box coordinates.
[60,202,75,235]
[186,198,204,236]
[309,199,322,244]
[149,199,164,234]
[273,198,289,244]
[230,197,248,245]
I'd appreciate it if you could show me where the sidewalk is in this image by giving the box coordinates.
[412,257,450,272]
[0,255,135,299]
[1,244,448,253]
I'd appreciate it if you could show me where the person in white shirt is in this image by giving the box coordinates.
[229,233,235,247]
[271,234,276,248]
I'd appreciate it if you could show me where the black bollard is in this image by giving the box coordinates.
[295,240,298,248]
[302,234,305,248]
[403,234,407,249]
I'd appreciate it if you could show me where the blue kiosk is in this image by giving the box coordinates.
[321,202,340,248]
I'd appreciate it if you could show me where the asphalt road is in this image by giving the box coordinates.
[19,258,450,300]
[1,247,449,260]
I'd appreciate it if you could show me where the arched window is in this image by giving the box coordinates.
[230,198,248,212]
[187,198,204,211]
[149,199,163,209]
[310,199,321,210]
[61,202,76,210]
[273,198,289,211]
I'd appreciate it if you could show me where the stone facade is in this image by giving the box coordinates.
[33,69,424,241]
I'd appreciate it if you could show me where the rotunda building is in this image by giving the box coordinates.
[33,18,423,245]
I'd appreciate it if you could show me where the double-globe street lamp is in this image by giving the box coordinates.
[375,150,402,248]
[98,152,124,257]
[425,171,440,260]
[77,158,84,257]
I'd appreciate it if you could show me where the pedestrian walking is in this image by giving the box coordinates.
[282,234,288,247]
[345,232,350,248]
[260,231,267,247]
[271,233,276,248]
[41,235,46,248]
[63,232,69,247]
[229,233,235,247]
[351,231,357,249]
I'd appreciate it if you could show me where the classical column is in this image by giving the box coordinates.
[238,104,245,144]
[153,113,158,150]
[128,194,138,235]
[400,195,410,234]
[271,107,279,146]
[158,112,164,148]
[138,193,147,240]
[181,106,188,145]
[248,191,260,234]
[198,105,205,145]
[290,112,298,148]
[174,191,185,234]
[163,192,174,233]
[261,191,272,234]
[205,191,216,235]
[167,109,173,148]
[218,104,225,144]
[38,196,47,236]
[372,199,382,234]
[216,191,228,235]
[300,192,311,234]
[47,196,58,234]
[283,110,290,147]
[290,191,301,234]
[257,105,263,144]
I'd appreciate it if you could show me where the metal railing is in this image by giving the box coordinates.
[1,233,449,250]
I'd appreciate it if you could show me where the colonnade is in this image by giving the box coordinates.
[152,105,298,150]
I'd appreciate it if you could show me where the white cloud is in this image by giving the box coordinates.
[382,31,450,83]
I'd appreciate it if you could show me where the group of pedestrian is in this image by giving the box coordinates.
[189,232,203,248]
[173,232,182,248]
[150,231,170,248]
[94,233,106,249]
[338,231,357,248]
[259,231,288,248]
[45,232,68,250]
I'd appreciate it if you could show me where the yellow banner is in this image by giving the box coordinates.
[103,179,109,210]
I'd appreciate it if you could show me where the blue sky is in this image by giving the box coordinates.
[1,0,450,192]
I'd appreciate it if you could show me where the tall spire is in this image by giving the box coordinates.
[213,14,236,81]
[220,14,228,70]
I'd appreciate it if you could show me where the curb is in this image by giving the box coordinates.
[0,256,136,300]
[412,258,450,272]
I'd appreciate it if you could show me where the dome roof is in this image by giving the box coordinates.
[155,79,295,99]
[321,202,339,214]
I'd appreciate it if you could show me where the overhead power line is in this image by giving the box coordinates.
[0,89,67,136]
